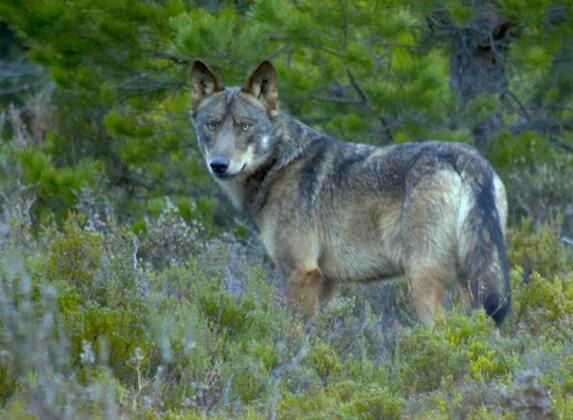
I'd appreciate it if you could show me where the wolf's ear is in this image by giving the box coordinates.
[190,60,222,111]
[242,60,279,118]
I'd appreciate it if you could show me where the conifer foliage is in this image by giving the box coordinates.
[1,0,572,227]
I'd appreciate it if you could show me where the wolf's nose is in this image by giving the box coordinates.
[209,157,230,175]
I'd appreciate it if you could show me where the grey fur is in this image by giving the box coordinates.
[189,60,511,325]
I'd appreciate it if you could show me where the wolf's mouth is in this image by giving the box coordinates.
[213,163,247,179]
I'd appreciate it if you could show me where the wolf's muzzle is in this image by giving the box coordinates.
[209,156,230,176]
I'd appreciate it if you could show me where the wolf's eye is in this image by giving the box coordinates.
[206,121,217,130]
[240,123,252,132]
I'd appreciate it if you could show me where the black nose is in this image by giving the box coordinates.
[209,157,230,175]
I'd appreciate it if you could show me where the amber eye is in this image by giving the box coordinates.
[206,121,217,130]
[240,123,252,132]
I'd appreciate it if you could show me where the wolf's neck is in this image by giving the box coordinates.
[239,114,323,226]
[241,154,279,219]
[273,114,326,169]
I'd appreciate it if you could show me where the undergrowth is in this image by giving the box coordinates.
[0,192,572,419]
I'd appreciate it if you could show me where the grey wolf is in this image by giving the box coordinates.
[189,59,511,326]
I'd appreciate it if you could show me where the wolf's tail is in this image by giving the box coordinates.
[457,165,511,326]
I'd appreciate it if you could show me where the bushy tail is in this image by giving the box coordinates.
[458,174,511,326]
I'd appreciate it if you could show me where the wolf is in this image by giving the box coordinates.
[189,59,511,326]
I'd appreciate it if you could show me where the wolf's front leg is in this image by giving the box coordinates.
[320,278,338,306]
[287,267,323,321]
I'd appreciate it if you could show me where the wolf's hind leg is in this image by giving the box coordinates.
[406,267,446,325]
[402,168,461,324]
[288,268,323,321]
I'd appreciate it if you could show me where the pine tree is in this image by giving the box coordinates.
[1,0,571,229]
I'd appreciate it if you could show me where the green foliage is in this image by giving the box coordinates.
[396,311,516,392]
[279,380,403,419]
[0,197,572,418]
[46,215,104,287]
[504,219,573,346]
[1,0,571,230]
[509,217,573,278]
[513,270,573,337]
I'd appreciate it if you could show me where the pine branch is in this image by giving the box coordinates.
[149,52,192,65]
[346,68,371,110]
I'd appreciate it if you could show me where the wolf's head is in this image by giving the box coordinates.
[189,60,280,179]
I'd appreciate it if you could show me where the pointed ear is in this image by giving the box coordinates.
[190,60,223,111]
[242,60,279,117]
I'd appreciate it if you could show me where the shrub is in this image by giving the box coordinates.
[1,195,573,418]
[395,311,517,393]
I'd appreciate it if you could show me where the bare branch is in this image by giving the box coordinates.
[346,68,371,110]
[505,90,530,121]
[149,52,192,65]
[315,95,362,106]
[266,44,289,60]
